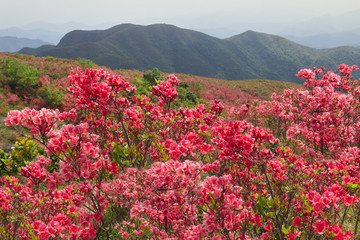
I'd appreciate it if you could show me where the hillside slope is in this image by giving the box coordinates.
[0,53,302,149]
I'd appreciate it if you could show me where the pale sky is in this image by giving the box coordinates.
[1,0,360,37]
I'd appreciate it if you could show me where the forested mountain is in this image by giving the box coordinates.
[20,24,360,83]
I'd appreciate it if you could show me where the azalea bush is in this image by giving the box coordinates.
[1,64,360,240]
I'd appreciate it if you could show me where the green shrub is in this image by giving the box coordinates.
[143,67,165,86]
[0,136,45,177]
[38,84,64,108]
[77,57,96,69]
[0,58,42,91]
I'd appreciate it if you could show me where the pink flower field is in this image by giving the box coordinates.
[1,53,360,239]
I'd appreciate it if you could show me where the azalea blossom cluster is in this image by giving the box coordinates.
[1,64,360,239]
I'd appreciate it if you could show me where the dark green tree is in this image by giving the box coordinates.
[143,68,165,86]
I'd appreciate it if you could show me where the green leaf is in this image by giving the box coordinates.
[349,183,358,189]
[282,225,291,234]
[256,196,267,215]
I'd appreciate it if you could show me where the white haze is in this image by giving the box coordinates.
[0,0,360,44]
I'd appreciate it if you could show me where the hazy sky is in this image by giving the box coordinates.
[1,0,360,36]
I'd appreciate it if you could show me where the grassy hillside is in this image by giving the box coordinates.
[0,53,302,149]
[176,73,302,110]
[20,24,360,83]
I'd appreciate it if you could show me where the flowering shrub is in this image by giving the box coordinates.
[1,64,360,239]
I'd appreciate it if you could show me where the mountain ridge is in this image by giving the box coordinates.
[19,23,360,83]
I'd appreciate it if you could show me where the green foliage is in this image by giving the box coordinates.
[132,77,150,96]
[0,55,69,109]
[143,68,165,86]
[0,117,17,150]
[0,57,42,91]
[46,56,55,61]
[175,86,205,108]
[0,136,45,177]
[37,84,64,108]
[77,57,96,69]
[178,81,189,89]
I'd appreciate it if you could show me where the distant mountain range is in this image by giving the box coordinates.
[19,24,360,83]
[284,28,360,49]
[0,22,119,45]
[0,27,61,45]
[277,9,360,38]
[0,36,50,52]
